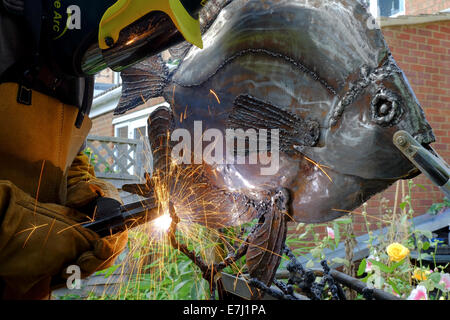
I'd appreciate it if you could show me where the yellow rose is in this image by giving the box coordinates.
[386,243,410,262]
[412,269,430,281]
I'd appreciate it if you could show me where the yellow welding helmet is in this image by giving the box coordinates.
[79,0,205,75]
[99,0,203,50]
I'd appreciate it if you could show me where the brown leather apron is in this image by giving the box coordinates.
[0,82,92,204]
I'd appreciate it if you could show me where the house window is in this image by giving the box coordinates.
[114,118,148,140]
[116,126,128,139]
[370,0,405,17]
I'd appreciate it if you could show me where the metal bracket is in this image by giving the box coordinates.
[393,130,450,198]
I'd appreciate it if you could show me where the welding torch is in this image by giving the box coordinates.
[394,130,450,198]
[81,195,162,237]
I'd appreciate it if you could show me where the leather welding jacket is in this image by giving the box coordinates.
[0,5,128,299]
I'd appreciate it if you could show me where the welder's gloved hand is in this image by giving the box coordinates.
[65,178,123,210]
[0,181,128,299]
[65,152,123,210]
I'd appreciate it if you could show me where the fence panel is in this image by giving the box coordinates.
[86,135,146,183]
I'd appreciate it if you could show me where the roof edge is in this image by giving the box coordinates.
[381,12,450,27]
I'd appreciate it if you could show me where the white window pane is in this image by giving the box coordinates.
[379,0,404,17]
[134,126,147,140]
[117,126,128,138]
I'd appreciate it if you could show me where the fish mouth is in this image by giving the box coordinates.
[413,128,436,146]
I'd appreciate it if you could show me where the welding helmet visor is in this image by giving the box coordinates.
[81,0,203,75]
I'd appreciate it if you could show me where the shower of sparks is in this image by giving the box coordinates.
[209,89,220,104]
[79,142,263,300]
[17,130,413,301]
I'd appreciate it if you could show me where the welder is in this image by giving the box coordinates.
[0,0,206,299]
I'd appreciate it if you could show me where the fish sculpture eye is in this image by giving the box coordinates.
[371,88,403,126]
[329,55,404,128]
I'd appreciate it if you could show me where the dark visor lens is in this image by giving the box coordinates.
[81,11,185,75]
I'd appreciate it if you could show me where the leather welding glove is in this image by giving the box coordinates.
[65,152,123,209]
[0,180,128,299]
[62,152,129,283]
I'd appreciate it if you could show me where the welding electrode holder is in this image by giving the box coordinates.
[81,196,159,237]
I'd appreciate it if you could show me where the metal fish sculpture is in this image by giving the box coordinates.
[119,0,434,228]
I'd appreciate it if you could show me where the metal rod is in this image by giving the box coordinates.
[276,268,401,300]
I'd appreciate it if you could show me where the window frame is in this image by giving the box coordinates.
[113,102,170,140]
[370,0,405,18]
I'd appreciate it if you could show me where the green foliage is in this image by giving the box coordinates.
[286,180,449,300]
[284,216,355,274]
[427,197,450,215]
[354,181,450,300]
[121,252,208,300]
[125,231,211,300]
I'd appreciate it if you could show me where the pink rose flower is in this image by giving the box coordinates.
[439,273,450,292]
[407,285,428,300]
[365,255,379,273]
[326,227,335,239]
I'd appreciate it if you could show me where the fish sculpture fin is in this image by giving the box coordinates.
[246,188,289,289]
[114,54,169,115]
[227,94,320,155]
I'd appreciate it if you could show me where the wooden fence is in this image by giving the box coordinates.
[85,135,153,203]
[86,135,144,181]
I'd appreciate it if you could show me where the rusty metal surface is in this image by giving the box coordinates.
[246,189,289,288]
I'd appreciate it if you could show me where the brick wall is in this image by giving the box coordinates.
[406,0,450,15]
[90,111,114,136]
[348,20,450,235]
